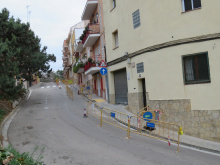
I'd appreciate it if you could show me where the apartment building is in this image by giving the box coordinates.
[63,21,88,80]
[75,0,107,99]
[103,0,220,140]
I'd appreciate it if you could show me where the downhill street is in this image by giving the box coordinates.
[7,82,220,165]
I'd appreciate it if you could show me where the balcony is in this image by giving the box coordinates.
[74,39,83,52]
[84,62,100,75]
[81,0,98,20]
[82,23,100,47]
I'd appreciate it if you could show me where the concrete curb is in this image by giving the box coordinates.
[0,82,41,148]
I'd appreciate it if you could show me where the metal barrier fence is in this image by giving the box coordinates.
[86,100,182,152]
[66,86,182,151]
[66,85,73,101]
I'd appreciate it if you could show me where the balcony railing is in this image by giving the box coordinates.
[82,23,100,45]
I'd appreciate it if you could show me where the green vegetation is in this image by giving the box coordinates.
[0,146,44,165]
[0,8,56,100]
[54,70,64,80]
[0,109,6,123]
[73,62,84,73]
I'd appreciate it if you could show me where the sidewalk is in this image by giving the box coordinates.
[71,84,220,154]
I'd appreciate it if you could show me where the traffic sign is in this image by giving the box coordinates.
[143,111,153,121]
[99,60,107,67]
[147,122,155,128]
[100,67,107,75]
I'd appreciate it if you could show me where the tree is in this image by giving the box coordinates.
[54,70,64,79]
[0,8,56,100]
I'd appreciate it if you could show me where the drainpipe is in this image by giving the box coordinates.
[104,46,110,103]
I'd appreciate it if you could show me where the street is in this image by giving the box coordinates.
[8,82,220,165]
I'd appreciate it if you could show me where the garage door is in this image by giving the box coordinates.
[114,69,128,104]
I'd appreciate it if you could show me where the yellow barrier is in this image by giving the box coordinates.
[66,85,73,101]
[86,100,181,152]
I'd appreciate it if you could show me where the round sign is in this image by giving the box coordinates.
[143,112,153,121]
[100,67,107,75]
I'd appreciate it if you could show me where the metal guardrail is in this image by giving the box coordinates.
[66,85,73,101]
[86,99,182,152]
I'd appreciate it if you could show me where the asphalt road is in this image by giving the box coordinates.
[8,82,220,165]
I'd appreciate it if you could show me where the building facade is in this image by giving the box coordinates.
[103,0,220,141]
[75,0,107,99]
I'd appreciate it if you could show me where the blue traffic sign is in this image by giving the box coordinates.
[147,122,155,128]
[100,67,107,75]
[143,112,153,121]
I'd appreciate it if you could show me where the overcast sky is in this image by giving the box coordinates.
[0,0,87,72]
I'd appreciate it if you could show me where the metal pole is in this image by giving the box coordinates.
[100,107,103,126]
[127,117,131,138]
[87,101,89,117]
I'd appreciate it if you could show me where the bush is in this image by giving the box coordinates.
[88,57,92,63]
[0,109,6,123]
[73,65,79,73]
[0,146,44,165]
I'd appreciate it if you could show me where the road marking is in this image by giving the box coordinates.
[44,98,48,109]
[53,86,56,87]
[47,86,50,88]
[41,87,44,88]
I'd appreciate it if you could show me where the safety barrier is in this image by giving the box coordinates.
[86,100,182,152]
[66,85,73,101]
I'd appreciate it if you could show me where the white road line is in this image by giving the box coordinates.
[47,86,50,88]
[53,86,56,87]
[41,87,44,88]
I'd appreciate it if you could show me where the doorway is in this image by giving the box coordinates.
[142,79,147,107]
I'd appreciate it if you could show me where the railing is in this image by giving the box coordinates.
[82,23,100,44]
[85,99,182,152]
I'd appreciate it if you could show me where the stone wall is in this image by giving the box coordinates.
[149,98,220,142]
[109,92,220,141]
[128,92,144,114]
[109,94,115,104]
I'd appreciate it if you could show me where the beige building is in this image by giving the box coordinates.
[63,21,88,80]
[103,0,220,141]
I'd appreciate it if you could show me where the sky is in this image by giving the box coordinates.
[0,0,87,72]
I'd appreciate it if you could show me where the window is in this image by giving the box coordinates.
[182,0,201,12]
[113,0,116,8]
[137,62,144,73]
[132,9,141,29]
[113,31,119,48]
[182,52,210,84]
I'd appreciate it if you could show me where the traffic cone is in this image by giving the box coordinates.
[83,109,87,117]
[168,136,171,146]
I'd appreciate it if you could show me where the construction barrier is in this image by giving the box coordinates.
[66,85,73,101]
[86,100,182,152]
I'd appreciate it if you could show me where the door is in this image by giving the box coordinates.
[142,79,147,107]
[114,69,128,104]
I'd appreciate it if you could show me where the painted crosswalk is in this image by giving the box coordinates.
[40,86,59,89]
